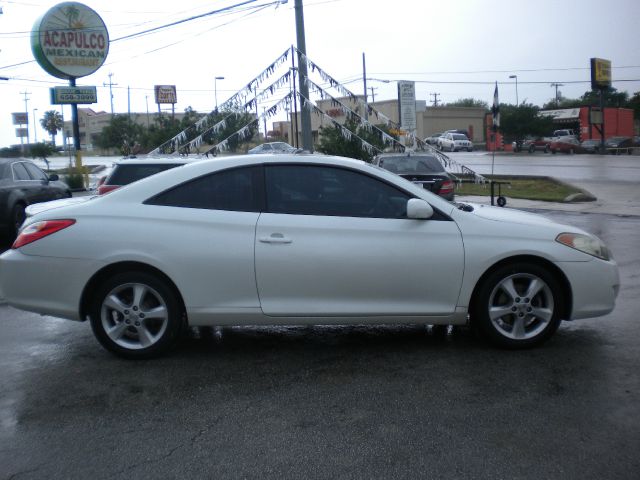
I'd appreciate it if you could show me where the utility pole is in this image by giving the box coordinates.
[430,92,440,107]
[263,107,268,139]
[369,86,378,103]
[127,86,131,119]
[20,90,31,146]
[103,72,117,116]
[551,83,564,107]
[294,0,313,152]
[33,108,38,143]
[362,52,368,120]
[145,95,150,128]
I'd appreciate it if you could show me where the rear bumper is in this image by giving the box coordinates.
[0,249,102,321]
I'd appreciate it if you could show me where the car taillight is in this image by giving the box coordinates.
[98,184,119,195]
[439,180,454,195]
[12,220,76,249]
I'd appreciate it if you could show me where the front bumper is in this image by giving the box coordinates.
[556,258,620,320]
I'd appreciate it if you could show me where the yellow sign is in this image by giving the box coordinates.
[591,58,611,89]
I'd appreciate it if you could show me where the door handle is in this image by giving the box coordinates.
[259,233,292,244]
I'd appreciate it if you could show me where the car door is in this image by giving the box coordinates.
[11,162,45,204]
[143,165,263,314]
[22,162,64,202]
[255,164,465,317]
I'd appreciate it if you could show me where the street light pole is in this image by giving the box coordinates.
[214,76,224,111]
[509,75,518,106]
[33,108,38,143]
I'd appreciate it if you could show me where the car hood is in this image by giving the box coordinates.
[25,196,95,217]
[463,203,562,227]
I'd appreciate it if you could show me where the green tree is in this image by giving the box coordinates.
[30,142,56,171]
[445,98,488,109]
[96,115,144,155]
[317,117,392,162]
[499,103,554,142]
[199,109,258,153]
[40,110,64,146]
[542,88,630,110]
[628,91,640,120]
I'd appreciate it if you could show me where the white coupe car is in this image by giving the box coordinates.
[0,155,619,358]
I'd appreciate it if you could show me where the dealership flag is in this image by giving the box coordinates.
[491,82,500,131]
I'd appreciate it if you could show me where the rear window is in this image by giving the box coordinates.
[378,156,444,174]
[107,163,183,186]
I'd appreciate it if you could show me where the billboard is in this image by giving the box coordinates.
[590,58,611,90]
[12,112,28,125]
[397,81,416,132]
[31,2,109,80]
[154,85,177,104]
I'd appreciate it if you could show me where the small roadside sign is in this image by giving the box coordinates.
[50,86,98,104]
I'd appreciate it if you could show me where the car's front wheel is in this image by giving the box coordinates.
[90,271,184,359]
[472,263,564,348]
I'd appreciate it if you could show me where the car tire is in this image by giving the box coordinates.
[89,271,184,359]
[472,263,564,349]
[528,145,535,153]
[544,145,550,153]
[569,148,574,155]
[11,203,26,240]
[551,149,556,154]
[450,145,455,152]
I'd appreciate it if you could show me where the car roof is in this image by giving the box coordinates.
[111,155,199,166]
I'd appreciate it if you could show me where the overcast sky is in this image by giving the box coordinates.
[1,0,639,148]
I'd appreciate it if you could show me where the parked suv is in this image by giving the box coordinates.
[438,133,473,152]
[97,157,193,194]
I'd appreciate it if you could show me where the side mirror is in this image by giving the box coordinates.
[48,173,59,181]
[407,198,434,219]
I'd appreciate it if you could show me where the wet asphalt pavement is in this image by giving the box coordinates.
[1,209,639,480]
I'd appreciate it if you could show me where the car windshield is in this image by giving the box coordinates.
[452,134,467,140]
[378,156,444,174]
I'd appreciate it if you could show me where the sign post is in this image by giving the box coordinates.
[154,85,178,122]
[31,2,109,176]
[397,81,416,147]
[590,58,611,153]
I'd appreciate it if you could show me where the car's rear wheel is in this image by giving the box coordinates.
[472,263,563,349]
[90,271,183,359]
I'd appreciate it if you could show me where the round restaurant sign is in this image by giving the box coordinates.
[31,2,109,79]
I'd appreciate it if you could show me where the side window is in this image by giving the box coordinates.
[266,165,410,218]
[146,166,262,212]
[12,162,31,181]
[23,162,48,181]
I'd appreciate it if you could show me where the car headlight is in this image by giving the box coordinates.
[556,232,611,260]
